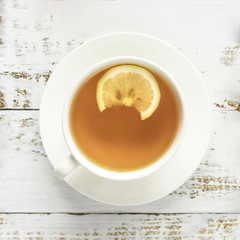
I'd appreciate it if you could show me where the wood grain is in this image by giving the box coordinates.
[0,110,239,213]
[0,213,240,239]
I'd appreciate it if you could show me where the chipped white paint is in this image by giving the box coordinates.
[0,0,240,237]
[0,214,240,239]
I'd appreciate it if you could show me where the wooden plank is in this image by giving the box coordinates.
[0,213,240,239]
[0,0,240,110]
[0,110,239,213]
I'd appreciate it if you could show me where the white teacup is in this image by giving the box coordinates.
[54,56,186,181]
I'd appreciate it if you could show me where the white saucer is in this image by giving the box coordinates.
[39,33,212,206]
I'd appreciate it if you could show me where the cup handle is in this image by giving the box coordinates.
[54,155,79,179]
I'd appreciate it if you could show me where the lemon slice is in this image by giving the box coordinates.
[96,65,161,120]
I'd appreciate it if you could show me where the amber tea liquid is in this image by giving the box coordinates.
[69,66,180,172]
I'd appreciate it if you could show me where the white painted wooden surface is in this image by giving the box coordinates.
[0,0,240,238]
[1,214,240,239]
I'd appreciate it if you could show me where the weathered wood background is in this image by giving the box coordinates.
[0,0,240,238]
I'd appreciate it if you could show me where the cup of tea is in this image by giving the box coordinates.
[54,56,186,181]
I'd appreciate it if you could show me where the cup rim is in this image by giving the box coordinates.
[62,56,186,181]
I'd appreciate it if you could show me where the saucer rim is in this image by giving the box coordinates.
[39,32,212,206]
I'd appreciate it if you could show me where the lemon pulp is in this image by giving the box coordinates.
[96,65,161,120]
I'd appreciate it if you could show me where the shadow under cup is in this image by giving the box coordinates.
[61,57,186,181]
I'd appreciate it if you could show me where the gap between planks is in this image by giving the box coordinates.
[0,108,239,112]
[0,109,39,111]
[1,212,240,215]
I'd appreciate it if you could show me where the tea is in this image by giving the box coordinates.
[69,65,180,172]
